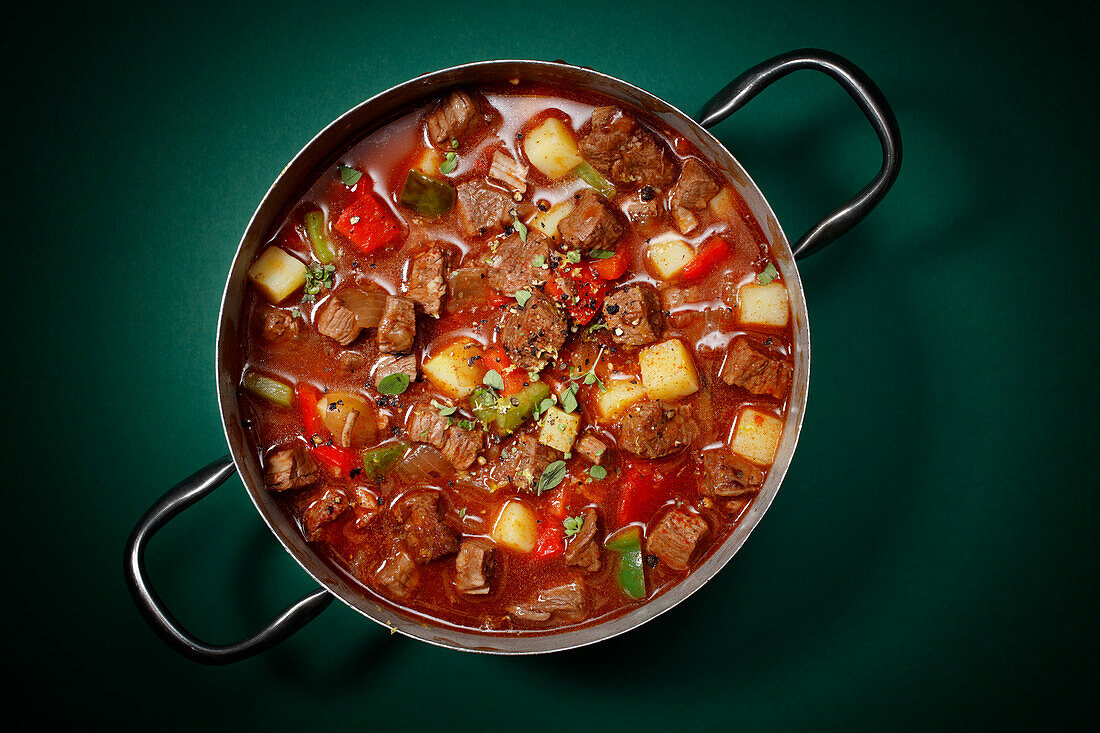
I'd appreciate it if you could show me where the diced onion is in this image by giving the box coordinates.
[339,286,388,328]
[394,445,451,484]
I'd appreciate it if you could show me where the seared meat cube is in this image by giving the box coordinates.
[563,508,601,572]
[455,179,514,237]
[603,285,663,347]
[670,158,720,211]
[719,337,793,399]
[454,538,496,595]
[392,491,459,564]
[351,486,381,529]
[263,444,319,492]
[619,401,700,459]
[376,295,416,353]
[647,509,707,570]
[557,189,624,254]
[405,402,484,470]
[700,448,765,497]
[486,231,551,294]
[502,434,561,491]
[261,309,300,342]
[303,487,348,540]
[375,545,419,597]
[425,89,480,146]
[499,291,568,371]
[575,434,609,465]
[489,150,528,193]
[405,246,449,316]
[624,186,666,230]
[508,578,585,622]
[337,350,367,374]
[579,106,676,188]
[316,296,361,346]
[372,353,418,389]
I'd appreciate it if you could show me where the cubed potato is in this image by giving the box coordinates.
[317,391,376,448]
[596,379,647,422]
[538,406,581,453]
[523,117,583,179]
[738,281,789,328]
[529,200,574,240]
[708,186,736,220]
[492,500,539,553]
[647,239,694,280]
[248,247,307,304]
[730,407,784,465]
[422,339,486,399]
[639,339,700,400]
[414,147,444,176]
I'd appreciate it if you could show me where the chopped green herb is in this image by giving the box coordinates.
[450,138,460,150]
[458,507,467,519]
[513,215,528,243]
[560,384,579,413]
[566,250,581,263]
[290,307,303,319]
[514,289,533,307]
[457,419,475,430]
[589,465,608,481]
[536,460,568,495]
[302,262,336,302]
[440,151,458,175]
[589,249,616,259]
[377,372,410,395]
[338,165,362,187]
[587,322,609,334]
[563,513,586,537]
[483,369,505,391]
[432,399,457,417]
[532,255,546,268]
[757,262,778,285]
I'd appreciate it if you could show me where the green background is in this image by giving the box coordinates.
[10,0,1095,728]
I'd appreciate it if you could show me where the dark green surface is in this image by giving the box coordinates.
[10,0,1095,728]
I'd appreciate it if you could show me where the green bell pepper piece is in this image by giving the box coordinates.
[571,161,616,199]
[303,210,335,264]
[241,371,293,408]
[398,170,456,217]
[468,382,551,433]
[361,441,409,479]
[605,526,646,600]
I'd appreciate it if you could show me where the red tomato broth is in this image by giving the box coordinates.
[236,81,794,633]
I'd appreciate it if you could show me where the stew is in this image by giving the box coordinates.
[236,83,794,632]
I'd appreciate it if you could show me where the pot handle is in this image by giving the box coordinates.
[124,456,334,664]
[696,49,902,259]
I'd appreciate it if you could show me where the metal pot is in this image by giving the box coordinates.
[125,50,900,662]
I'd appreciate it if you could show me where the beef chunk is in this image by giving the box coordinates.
[502,434,561,491]
[647,509,707,571]
[392,491,459,564]
[261,310,300,342]
[557,189,624,254]
[670,158,720,211]
[372,353,418,389]
[405,246,449,316]
[303,487,348,540]
[603,285,663,347]
[425,89,479,146]
[405,402,484,470]
[619,401,699,459]
[456,179,514,237]
[351,486,382,529]
[575,435,609,465]
[563,508,601,572]
[454,538,496,595]
[375,545,419,597]
[499,291,568,371]
[263,444,319,492]
[316,296,361,346]
[700,448,765,497]
[486,231,551,293]
[624,188,666,230]
[579,106,676,188]
[337,350,367,374]
[376,295,416,353]
[508,578,585,622]
[719,337,793,399]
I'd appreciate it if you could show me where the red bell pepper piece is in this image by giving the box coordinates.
[544,262,609,325]
[487,290,510,308]
[616,462,672,527]
[591,246,630,280]
[533,520,565,560]
[679,237,730,281]
[334,191,402,255]
[295,383,327,440]
[484,345,529,396]
[312,444,362,477]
